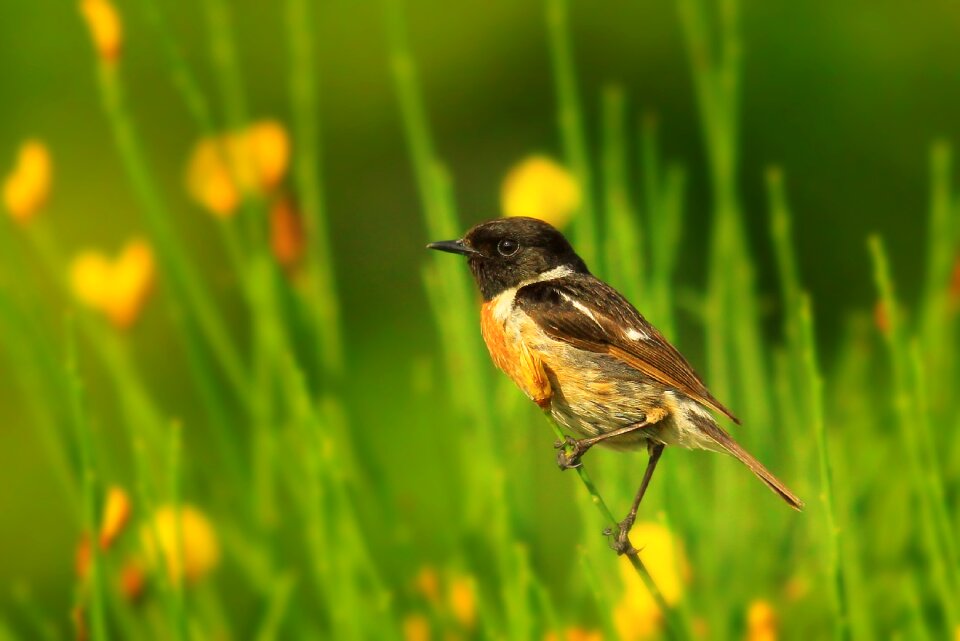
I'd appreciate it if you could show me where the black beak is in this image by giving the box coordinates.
[426,239,478,256]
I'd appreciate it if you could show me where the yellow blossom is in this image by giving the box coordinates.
[185,120,290,217]
[613,522,688,641]
[3,140,51,223]
[447,574,477,630]
[402,614,431,641]
[79,0,122,62]
[746,600,777,641]
[501,155,581,229]
[99,486,132,550]
[70,239,155,329]
[141,504,219,584]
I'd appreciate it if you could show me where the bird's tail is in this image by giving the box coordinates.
[689,412,804,510]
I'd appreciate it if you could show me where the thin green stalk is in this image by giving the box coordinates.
[286,0,343,377]
[545,0,599,270]
[678,0,770,429]
[601,85,643,300]
[93,61,248,399]
[254,573,297,641]
[798,295,849,641]
[921,142,955,406]
[65,319,109,641]
[549,422,691,641]
[642,116,686,337]
[167,422,189,641]
[869,235,959,631]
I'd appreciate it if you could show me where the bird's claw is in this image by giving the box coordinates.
[554,436,585,470]
[603,519,638,556]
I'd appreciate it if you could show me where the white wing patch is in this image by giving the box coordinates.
[558,290,604,331]
[625,327,648,341]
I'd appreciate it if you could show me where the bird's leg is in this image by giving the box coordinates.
[605,442,665,556]
[554,408,667,470]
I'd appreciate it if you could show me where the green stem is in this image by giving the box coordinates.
[286,0,344,377]
[547,421,690,641]
[545,0,599,270]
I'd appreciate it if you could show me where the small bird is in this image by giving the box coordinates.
[428,216,802,555]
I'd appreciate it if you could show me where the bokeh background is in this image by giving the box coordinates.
[2,0,959,639]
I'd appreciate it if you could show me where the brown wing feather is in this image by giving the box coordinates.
[515,275,741,424]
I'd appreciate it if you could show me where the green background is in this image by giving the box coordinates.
[1,0,958,637]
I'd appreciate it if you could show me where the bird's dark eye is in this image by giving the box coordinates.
[497,238,519,257]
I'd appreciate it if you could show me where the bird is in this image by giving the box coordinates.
[427,216,802,555]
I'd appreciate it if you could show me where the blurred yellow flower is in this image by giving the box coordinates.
[501,155,580,229]
[141,504,220,584]
[185,120,290,218]
[402,614,431,641]
[746,600,777,641]
[99,486,131,550]
[613,522,688,641]
[544,627,603,641]
[79,0,122,63]
[447,574,477,630]
[3,140,51,223]
[70,239,155,329]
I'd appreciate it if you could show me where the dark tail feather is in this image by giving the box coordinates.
[691,413,804,510]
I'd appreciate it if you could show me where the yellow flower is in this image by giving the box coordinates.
[79,0,122,62]
[99,486,132,550]
[70,239,155,329]
[185,120,290,217]
[501,155,581,229]
[3,140,51,223]
[613,522,688,641]
[447,575,477,630]
[141,504,220,584]
[402,614,431,641]
[746,600,777,641]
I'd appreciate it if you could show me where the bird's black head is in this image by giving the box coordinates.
[427,217,588,300]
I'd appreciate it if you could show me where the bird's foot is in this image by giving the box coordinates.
[603,517,638,556]
[554,436,588,470]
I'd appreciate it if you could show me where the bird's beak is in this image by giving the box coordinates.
[426,239,479,256]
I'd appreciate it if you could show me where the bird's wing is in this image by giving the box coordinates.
[514,275,740,424]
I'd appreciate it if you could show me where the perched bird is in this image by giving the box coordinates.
[428,217,802,554]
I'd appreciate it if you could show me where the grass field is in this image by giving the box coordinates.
[1,0,958,639]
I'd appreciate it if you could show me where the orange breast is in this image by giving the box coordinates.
[480,300,552,408]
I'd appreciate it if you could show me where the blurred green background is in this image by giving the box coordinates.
[1,0,959,639]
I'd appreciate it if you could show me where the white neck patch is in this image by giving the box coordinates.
[491,265,573,322]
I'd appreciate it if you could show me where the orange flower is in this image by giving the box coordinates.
[186,120,290,217]
[544,628,603,641]
[873,300,890,336]
[746,600,777,641]
[141,504,220,584]
[447,575,477,630]
[270,196,305,269]
[613,522,688,640]
[414,566,441,605]
[76,536,93,580]
[402,614,431,641]
[119,560,146,602]
[79,0,122,62]
[501,155,580,230]
[3,140,51,223]
[70,239,155,329]
[99,486,132,550]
